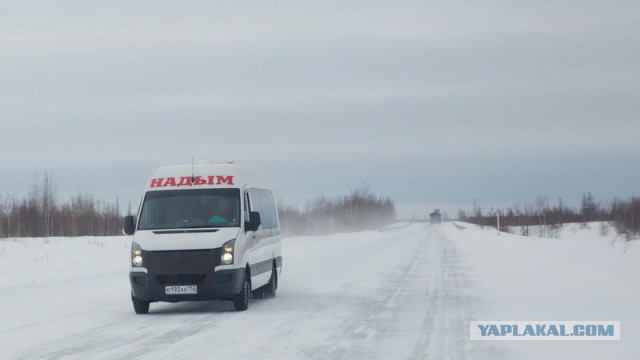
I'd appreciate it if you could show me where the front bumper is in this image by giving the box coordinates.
[130,268,244,302]
[129,248,243,302]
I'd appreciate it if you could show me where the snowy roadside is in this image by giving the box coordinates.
[0,236,131,289]
[446,222,639,359]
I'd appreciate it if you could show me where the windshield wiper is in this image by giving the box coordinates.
[152,229,220,234]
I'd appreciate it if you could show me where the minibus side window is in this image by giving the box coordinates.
[247,188,278,230]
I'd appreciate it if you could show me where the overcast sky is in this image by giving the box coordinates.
[2,0,639,218]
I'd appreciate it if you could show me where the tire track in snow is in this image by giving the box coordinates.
[409,229,506,359]
[17,301,240,359]
[299,224,506,359]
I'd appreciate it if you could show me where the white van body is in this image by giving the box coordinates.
[125,163,282,313]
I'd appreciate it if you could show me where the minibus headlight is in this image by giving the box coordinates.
[132,242,143,267]
[221,239,235,265]
[221,252,233,264]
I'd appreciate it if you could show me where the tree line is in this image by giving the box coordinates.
[3,174,635,240]
[1,175,395,238]
[278,185,396,236]
[457,192,640,240]
[0,173,124,238]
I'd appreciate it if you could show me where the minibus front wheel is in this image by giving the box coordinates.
[233,268,251,311]
[132,294,150,314]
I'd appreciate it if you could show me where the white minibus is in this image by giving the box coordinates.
[124,163,282,314]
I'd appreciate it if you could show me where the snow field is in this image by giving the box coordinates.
[446,222,639,359]
[0,222,637,359]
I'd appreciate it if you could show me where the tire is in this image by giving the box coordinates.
[263,264,277,299]
[132,295,150,314]
[233,270,251,311]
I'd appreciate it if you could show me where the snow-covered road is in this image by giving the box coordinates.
[1,223,637,359]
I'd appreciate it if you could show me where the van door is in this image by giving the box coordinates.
[243,189,258,271]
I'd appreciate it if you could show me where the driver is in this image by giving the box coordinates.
[208,198,235,224]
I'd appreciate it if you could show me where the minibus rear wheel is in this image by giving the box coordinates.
[263,264,277,299]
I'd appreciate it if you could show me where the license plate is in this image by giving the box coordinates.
[165,285,197,295]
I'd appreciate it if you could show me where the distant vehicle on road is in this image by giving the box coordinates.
[430,209,442,224]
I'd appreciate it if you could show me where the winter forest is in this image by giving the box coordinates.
[0,173,638,239]
[458,193,640,241]
[0,174,397,238]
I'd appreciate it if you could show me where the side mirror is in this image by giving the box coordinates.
[124,215,136,235]
[245,211,261,232]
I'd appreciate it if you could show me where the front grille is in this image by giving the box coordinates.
[144,248,220,267]
[144,249,218,289]
[156,274,206,285]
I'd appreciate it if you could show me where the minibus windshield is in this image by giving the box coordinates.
[138,188,241,230]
